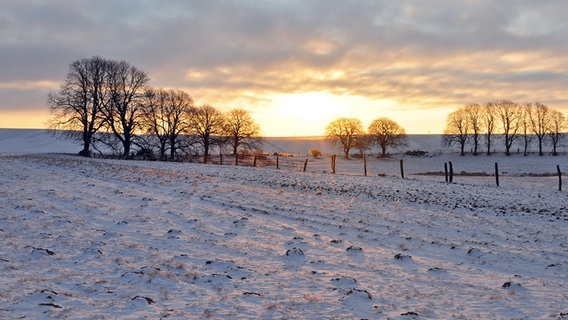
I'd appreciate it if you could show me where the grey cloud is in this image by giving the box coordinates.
[1,0,568,112]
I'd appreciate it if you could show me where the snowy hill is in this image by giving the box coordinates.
[0,129,447,155]
[0,153,567,319]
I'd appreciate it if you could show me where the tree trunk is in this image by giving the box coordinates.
[81,131,91,157]
[486,133,492,155]
[122,133,131,158]
[204,142,210,164]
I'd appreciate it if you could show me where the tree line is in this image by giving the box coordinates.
[325,117,408,158]
[443,100,567,156]
[47,56,261,162]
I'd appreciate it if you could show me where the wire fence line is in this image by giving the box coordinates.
[202,153,565,192]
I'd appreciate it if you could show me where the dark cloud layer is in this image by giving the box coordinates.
[1,0,568,116]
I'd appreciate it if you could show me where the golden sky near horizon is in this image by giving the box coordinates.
[2,1,568,136]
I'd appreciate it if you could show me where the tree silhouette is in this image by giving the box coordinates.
[495,100,521,156]
[102,60,149,158]
[224,108,262,156]
[47,56,109,156]
[443,107,469,156]
[367,117,408,157]
[191,105,226,163]
[325,118,364,158]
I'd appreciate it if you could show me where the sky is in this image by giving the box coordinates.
[1,0,568,137]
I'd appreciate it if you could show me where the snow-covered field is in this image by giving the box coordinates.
[1,150,567,319]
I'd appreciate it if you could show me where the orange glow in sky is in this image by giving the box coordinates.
[2,1,568,136]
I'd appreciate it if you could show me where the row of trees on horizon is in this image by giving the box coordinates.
[321,101,567,160]
[47,57,567,162]
[324,117,408,158]
[443,100,566,156]
[47,56,262,161]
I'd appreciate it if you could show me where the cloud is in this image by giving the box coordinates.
[1,0,568,120]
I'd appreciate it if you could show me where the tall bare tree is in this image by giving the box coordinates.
[495,100,521,156]
[548,109,566,156]
[325,118,365,158]
[103,60,149,157]
[140,88,195,160]
[224,108,262,156]
[47,56,109,156]
[482,102,497,155]
[464,104,482,155]
[527,102,550,156]
[191,105,226,163]
[367,117,408,157]
[519,104,533,156]
[443,107,469,156]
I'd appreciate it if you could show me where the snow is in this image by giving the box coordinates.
[1,131,568,319]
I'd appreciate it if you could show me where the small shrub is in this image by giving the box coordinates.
[309,148,322,158]
[405,150,428,157]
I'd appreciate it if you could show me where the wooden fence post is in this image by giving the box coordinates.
[363,156,367,176]
[331,155,336,174]
[276,156,279,169]
[400,159,404,179]
[253,155,257,167]
[449,161,454,183]
[558,165,562,191]
[303,158,309,172]
[444,162,448,183]
[220,153,223,165]
[495,162,499,187]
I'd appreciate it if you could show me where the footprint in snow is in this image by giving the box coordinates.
[331,276,358,288]
[394,253,413,262]
[337,288,373,302]
[346,245,363,253]
[502,281,523,289]
[285,247,305,257]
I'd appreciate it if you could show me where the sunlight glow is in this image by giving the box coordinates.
[249,91,437,137]
[0,110,50,129]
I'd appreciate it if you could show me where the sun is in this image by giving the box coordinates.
[252,91,346,136]
[272,91,344,122]
[251,91,410,137]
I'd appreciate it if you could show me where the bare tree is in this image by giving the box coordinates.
[482,102,497,155]
[464,104,482,155]
[527,102,550,156]
[353,134,372,157]
[47,56,109,156]
[140,88,195,160]
[325,117,365,158]
[548,109,566,156]
[103,60,149,158]
[140,88,169,159]
[191,105,226,163]
[495,100,521,156]
[224,108,262,156]
[367,117,408,157]
[443,107,469,156]
[519,104,532,156]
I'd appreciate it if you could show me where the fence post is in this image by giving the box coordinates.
[558,165,562,191]
[444,162,448,183]
[331,155,336,174]
[276,156,279,169]
[303,158,309,172]
[220,153,223,165]
[363,156,367,176]
[253,155,257,167]
[400,159,404,179]
[449,161,454,183]
[495,162,499,187]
